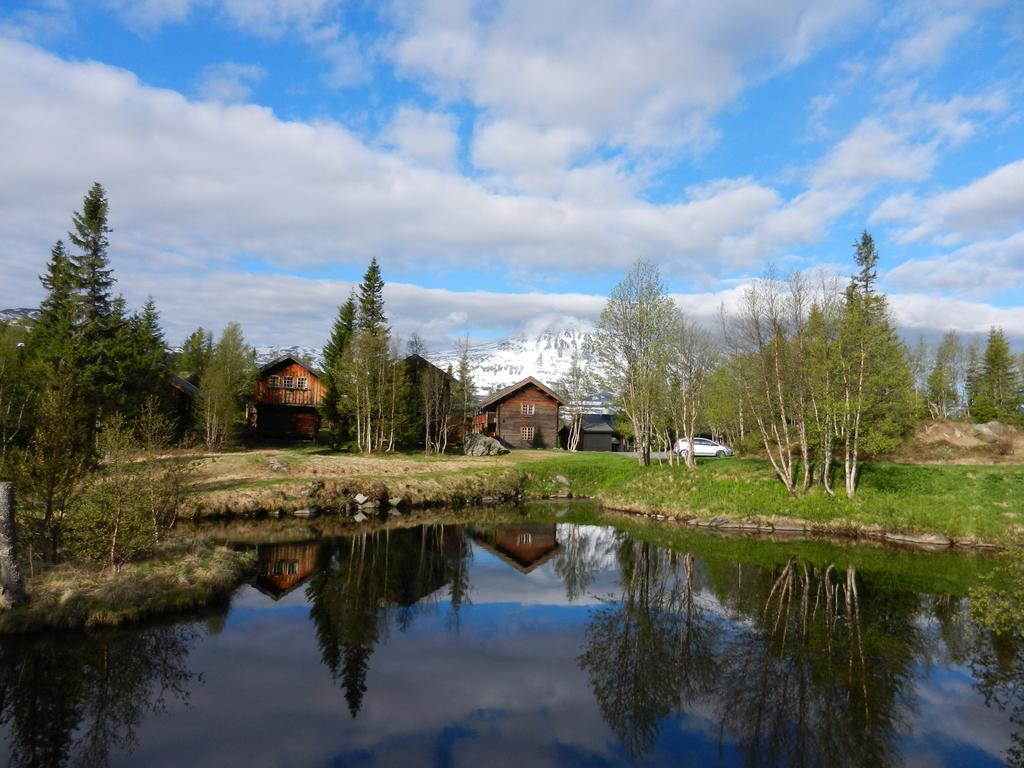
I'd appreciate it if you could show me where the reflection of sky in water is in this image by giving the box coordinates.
[0,523,1017,768]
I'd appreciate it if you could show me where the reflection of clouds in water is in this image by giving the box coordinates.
[125,602,620,767]
[909,666,1013,761]
[15,522,1018,768]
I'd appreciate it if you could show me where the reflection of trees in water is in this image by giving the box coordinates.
[578,538,932,766]
[946,616,1024,768]
[306,525,472,718]
[554,524,616,602]
[971,630,1024,768]
[0,622,203,768]
[578,540,720,759]
[712,559,922,768]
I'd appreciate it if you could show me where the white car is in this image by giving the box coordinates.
[675,437,733,458]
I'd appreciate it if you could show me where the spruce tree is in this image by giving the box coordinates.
[976,327,1019,421]
[68,183,114,326]
[122,297,169,419]
[178,327,214,383]
[851,230,879,296]
[31,241,78,373]
[321,293,357,448]
[356,258,387,334]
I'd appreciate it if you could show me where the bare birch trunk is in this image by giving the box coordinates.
[1,483,27,609]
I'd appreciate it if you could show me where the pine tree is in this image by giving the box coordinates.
[68,183,114,326]
[974,327,1020,422]
[356,258,386,334]
[178,327,213,383]
[30,241,78,373]
[851,230,879,296]
[321,293,357,449]
[121,297,169,420]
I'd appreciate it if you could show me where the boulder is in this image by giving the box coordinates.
[388,497,404,508]
[353,512,368,523]
[268,459,285,472]
[553,475,570,486]
[354,493,370,505]
[464,433,510,457]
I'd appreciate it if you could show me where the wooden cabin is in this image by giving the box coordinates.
[253,355,324,440]
[254,541,319,599]
[472,376,564,449]
[470,524,561,574]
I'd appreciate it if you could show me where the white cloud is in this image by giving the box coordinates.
[0,0,74,41]
[812,118,936,187]
[873,159,1024,244]
[389,0,869,157]
[0,37,853,308]
[380,107,459,168]
[195,61,265,102]
[886,230,1024,299]
[879,12,973,77]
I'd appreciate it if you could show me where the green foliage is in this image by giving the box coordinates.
[198,323,255,450]
[64,416,193,569]
[321,293,357,448]
[177,326,214,382]
[926,330,962,419]
[970,546,1024,635]
[356,257,386,334]
[971,327,1021,423]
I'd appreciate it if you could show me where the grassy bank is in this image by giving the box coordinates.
[181,447,1024,545]
[0,542,254,633]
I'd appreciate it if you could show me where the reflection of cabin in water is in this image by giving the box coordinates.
[254,541,319,599]
[470,523,561,574]
[253,355,325,440]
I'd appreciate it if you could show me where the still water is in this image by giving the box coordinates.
[1,510,1021,767]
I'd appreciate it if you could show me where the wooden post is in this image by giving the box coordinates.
[0,482,27,609]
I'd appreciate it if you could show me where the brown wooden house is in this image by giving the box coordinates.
[470,523,561,574]
[253,355,324,439]
[472,376,564,449]
[254,541,319,599]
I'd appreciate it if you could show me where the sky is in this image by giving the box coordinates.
[1,0,1023,351]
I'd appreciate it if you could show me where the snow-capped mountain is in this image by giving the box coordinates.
[254,345,324,369]
[430,322,609,403]
[0,308,39,328]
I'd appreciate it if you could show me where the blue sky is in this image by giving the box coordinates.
[1,0,1023,349]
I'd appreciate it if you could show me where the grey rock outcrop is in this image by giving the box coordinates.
[464,433,510,456]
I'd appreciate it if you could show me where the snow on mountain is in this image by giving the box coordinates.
[430,322,613,410]
[0,307,39,328]
[254,345,323,369]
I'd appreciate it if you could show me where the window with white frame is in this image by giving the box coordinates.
[269,375,281,388]
[521,426,535,442]
[283,375,294,389]
[521,403,535,415]
[297,377,308,390]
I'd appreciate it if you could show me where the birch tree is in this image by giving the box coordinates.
[591,260,675,467]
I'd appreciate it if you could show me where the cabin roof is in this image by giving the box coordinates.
[479,376,566,410]
[169,373,198,398]
[581,413,616,433]
[404,353,457,382]
[259,354,322,378]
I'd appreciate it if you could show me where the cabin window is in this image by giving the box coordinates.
[297,377,308,390]
[517,532,533,545]
[521,403,535,415]
[273,561,284,576]
[269,375,280,388]
[287,561,298,575]
[283,376,294,389]
[521,426,535,442]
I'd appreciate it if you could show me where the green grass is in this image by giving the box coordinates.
[0,542,255,633]
[516,453,1024,543]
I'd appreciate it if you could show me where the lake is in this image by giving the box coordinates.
[1,505,1020,767]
